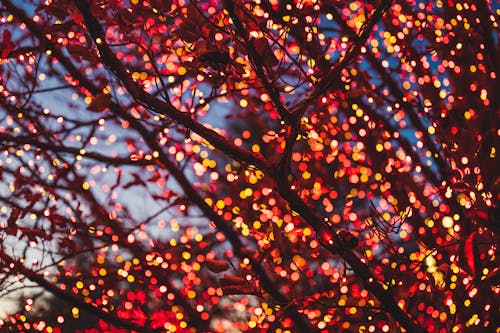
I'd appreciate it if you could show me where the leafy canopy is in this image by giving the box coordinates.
[0,0,498,332]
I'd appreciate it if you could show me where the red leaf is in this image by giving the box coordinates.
[117,8,135,27]
[150,0,172,12]
[87,94,111,112]
[185,3,205,25]
[252,37,269,57]
[67,44,90,58]
[147,172,161,182]
[239,247,256,258]
[466,209,489,222]
[221,285,259,296]
[72,10,84,26]
[43,5,68,20]
[220,274,245,286]
[463,231,476,277]
[67,44,97,63]
[1,30,14,58]
[174,28,200,43]
[2,30,11,44]
[205,258,229,273]
[339,230,359,249]
[252,38,278,68]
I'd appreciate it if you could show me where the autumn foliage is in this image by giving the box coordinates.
[0,0,498,332]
